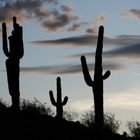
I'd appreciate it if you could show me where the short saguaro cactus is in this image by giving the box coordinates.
[49,77,68,119]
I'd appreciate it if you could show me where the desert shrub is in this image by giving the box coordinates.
[80,110,120,133]
[80,110,95,127]
[63,106,79,121]
[127,120,140,138]
[0,98,9,111]
[20,98,54,116]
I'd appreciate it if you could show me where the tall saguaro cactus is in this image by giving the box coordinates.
[81,26,111,130]
[2,17,24,111]
[49,77,68,119]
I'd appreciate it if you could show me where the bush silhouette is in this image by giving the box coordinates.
[20,98,54,116]
[127,120,140,138]
[81,110,120,133]
[63,106,79,121]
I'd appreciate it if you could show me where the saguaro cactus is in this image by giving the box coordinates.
[81,26,111,130]
[49,77,68,119]
[2,17,24,111]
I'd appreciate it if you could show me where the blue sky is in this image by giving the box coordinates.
[0,0,140,133]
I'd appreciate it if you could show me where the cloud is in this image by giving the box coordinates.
[122,9,140,19]
[104,42,140,58]
[86,27,98,35]
[94,15,107,25]
[0,0,79,31]
[85,15,107,35]
[0,0,46,22]
[20,62,122,75]
[39,3,80,31]
[60,3,73,12]
[67,23,82,31]
[67,15,107,33]
[0,1,108,33]
[33,34,99,46]
[40,10,79,31]
[71,42,140,59]
[67,22,88,31]
[33,34,140,47]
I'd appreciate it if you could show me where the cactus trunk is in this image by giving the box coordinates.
[93,26,104,129]
[6,59,20,110]
[81,26,111,130]
[56,77,63,119]
[2,17,24,111]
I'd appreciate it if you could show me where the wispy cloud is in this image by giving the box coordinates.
[20,62,122,75]
[33,34,98,46]
[71,42,140,59]
[122,9,140,19]
[104,42,140,58]
[33,34,140,47]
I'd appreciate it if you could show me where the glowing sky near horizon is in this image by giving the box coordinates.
[0,0,140,133]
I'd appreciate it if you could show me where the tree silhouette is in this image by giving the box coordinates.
[81,26,111,130]
[2,17,24,111]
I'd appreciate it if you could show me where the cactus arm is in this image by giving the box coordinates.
[102,70,111,80]
[49,90,57,106]
[62,96,68,106]
[2,23,10,57]
[81,55,93,86]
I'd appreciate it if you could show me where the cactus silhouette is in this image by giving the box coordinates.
[81,26,111,130]
[49,77,68,119]
[2,17,24,111]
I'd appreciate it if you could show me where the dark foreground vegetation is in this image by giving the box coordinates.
[0,100,139,140]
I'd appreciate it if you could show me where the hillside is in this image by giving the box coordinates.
[0,106,139,140]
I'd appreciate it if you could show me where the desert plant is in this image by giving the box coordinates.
[0,98,9,111]
[2,17,24,111]
[63,106,79,121]
[20,98,54,116]
[80,26,111,130]
[81,110,120,133]
[127,120,140,138]
[49,77,68,119]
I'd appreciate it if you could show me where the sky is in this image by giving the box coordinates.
[0,0,140,133]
